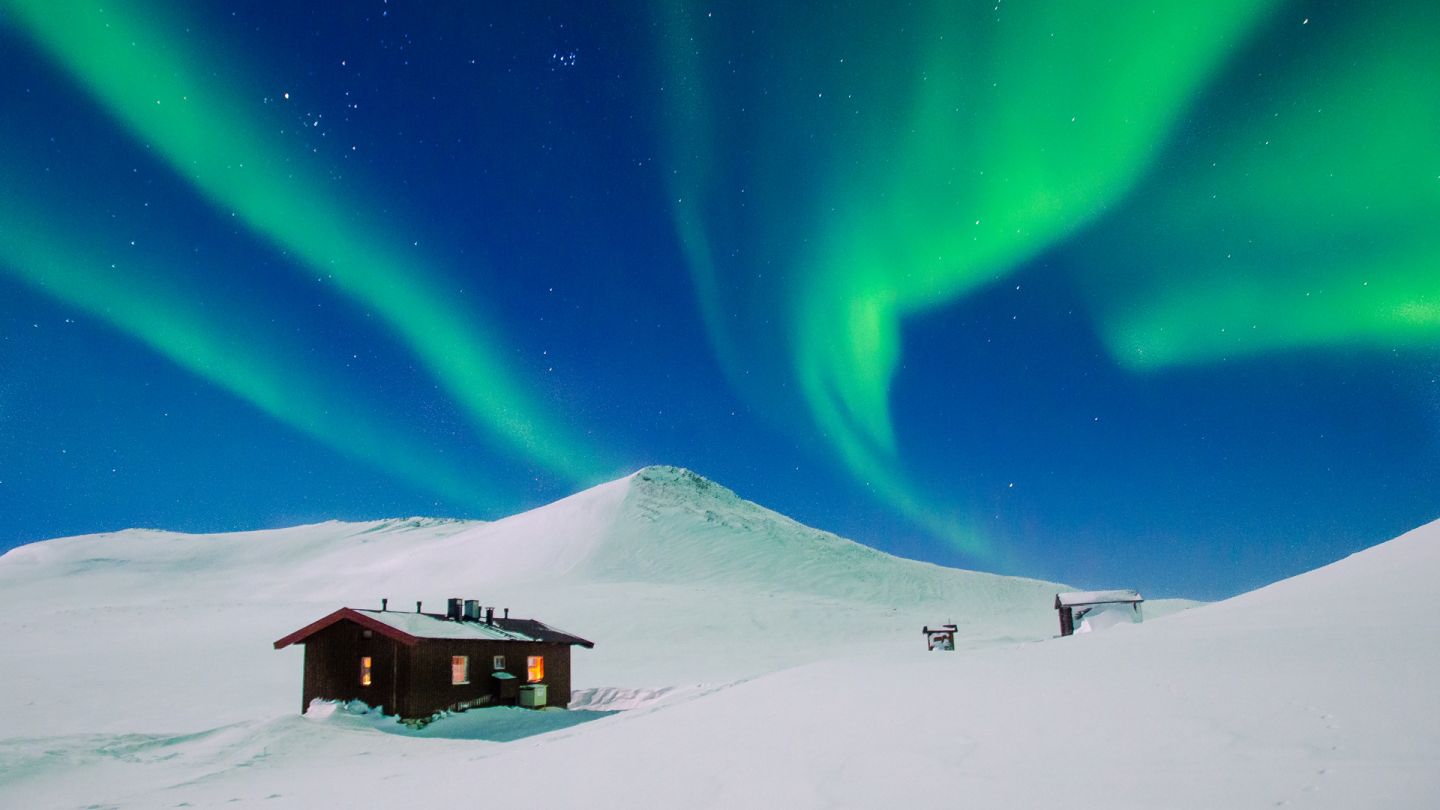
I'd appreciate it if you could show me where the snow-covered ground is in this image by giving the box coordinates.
[1,466,1434,808]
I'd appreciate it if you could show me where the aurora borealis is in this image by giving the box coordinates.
[2,1,1437,597]
[3,0,612,486]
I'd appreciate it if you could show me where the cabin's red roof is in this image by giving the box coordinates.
[272,607,421,649]
[273,607,596,649]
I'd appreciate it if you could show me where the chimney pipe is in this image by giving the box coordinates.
[416,601,422,613]
[485,607,494,625]
[381,598,388,612]
[503,608,509,619]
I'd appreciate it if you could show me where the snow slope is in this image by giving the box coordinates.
[0,467,1086,738]
[4,467,1434,808]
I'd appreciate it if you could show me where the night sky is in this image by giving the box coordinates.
[2,1,1437,600]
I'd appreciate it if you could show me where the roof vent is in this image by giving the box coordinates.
[463,599,481,621]
[381,598,388,612]
[446,598,463,621]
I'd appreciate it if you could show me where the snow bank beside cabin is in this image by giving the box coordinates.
[302,699,618,742]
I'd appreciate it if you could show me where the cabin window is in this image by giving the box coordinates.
[526,655,544,683]
[452,655,469,685]
[360,656,372,686]
[493,655,506,671]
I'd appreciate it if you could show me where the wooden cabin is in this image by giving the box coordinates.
[1054,590,1144,636]
[273,598,594,719]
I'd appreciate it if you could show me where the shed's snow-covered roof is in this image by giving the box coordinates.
[1055,590,1143,608]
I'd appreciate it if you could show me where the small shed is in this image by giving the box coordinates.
[273,597,594,719]
[1054,590,1144,636]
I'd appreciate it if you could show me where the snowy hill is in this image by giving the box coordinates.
[3,467,1434,808]
[0,467,1087,738]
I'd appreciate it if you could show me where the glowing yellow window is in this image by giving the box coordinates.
[526,655,544,683]
[452,655,469,685]
[360,656,372,686]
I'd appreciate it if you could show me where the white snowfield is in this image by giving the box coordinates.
[0,466,1435,808]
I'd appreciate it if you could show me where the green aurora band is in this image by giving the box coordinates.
[661,1,1280,555]
[0,193,493,508]
[1078,2,1440,367]
[660,1,1440,557]
[2,0,613,487]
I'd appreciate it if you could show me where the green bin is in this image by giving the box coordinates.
[518,683,548,708]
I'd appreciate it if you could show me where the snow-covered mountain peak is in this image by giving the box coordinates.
[628,464,738,503]
[617,464,792,538]
[0,464,1073,615]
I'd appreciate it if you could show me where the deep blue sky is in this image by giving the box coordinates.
[2,1,1437,600]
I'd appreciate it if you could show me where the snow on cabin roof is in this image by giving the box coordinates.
[1055,589,1143,608]
[273,607,596,649]
[354,609,534,642]
[491,616,596,649]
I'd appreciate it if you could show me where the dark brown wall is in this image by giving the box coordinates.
[300,621,411,716]
[297,619,574,718]
[409,638,573,716]
[1059,607,1075,636]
